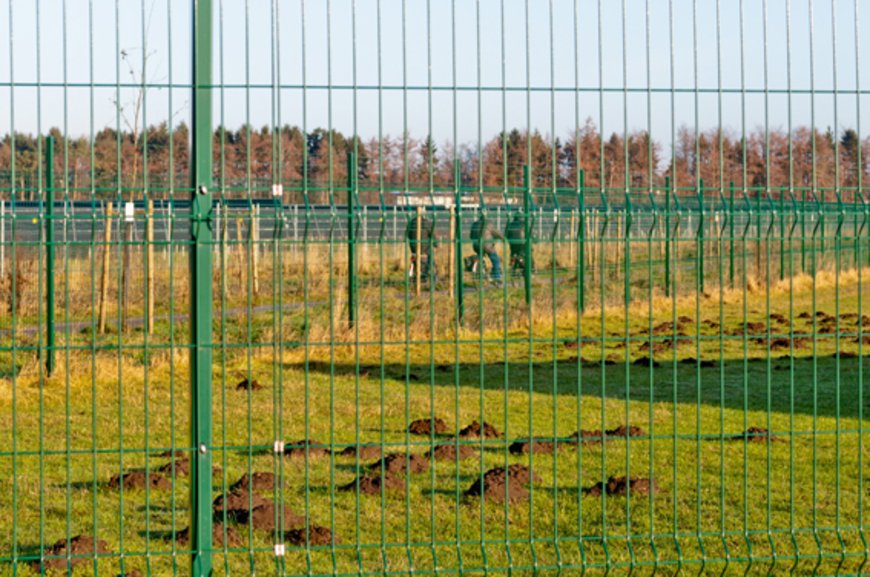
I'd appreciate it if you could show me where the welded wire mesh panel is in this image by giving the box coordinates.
[2,1,870,576]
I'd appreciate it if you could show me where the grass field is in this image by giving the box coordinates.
[1,244,869,576]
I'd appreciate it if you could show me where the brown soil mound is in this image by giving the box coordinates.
[340,472,405,495]
[286,525,336,546]
[679,357,716,368]
[458,420,501,439]
[157,458,189,477]
[426,443,478,461]
[638,340,673,354]
[632,356,661,368]
[156,458,220,478]
[337,444,383,460]
[230,472,275,493]
[606,425,645,438]
[677,316,694,325]
[732,427,786,443]
[369,453,429,475]
[407,417,448,436]
[38,535,112,572]
[175,523,241,548]
[230,501,305,532]
[508,438,562,455]
[741,322,767,333]
[573,425,645,445]
[797,311,812,320]
[108,471,171,491]
[583,476,659,497]
[465,469,530,503]
[213,490,267,514]
[497,464,541,485]
[769,313,788,324]
[236,378,262,391]
[284,439,330,459]
[652,321,676,335]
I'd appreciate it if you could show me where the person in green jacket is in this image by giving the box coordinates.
[406,212,437,281]
[469,214,503,282]
[506,212,534,276]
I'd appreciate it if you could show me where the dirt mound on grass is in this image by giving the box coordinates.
[108,471,171,491]
[157,458,189,477]
[508,438,563,455]
[679,357,716,368]
[426,443,478,461]
[583,476,659,497]
[632,356,661,368]
[236,378,263,391]
[731,427,786,443]
[465,467,538,503]
[156,458,221,478]
[230,501,305,532]
[37,535,112,572]
[340,472,405,495]
[213,490,267,514]
[606,425,645,438]
[498,464,541,485]
[407,417,448,436]
[284,439,330,459]
[337,444,383,460]
[286,525,336,546]
[230,472,275,493]
[175,523,241,548]
[572,425,646,445]
[368,453,429,475]
[638,340,673,355]
[458,420,501,439]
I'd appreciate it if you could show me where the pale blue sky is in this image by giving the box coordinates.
[1,0,868,156]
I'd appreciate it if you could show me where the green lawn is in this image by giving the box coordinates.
[1,265,869,577]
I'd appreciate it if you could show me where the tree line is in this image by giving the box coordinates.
[1,119,868,204]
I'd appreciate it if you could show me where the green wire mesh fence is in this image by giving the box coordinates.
[1,1,870,576]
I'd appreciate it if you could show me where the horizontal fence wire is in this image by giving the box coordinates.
[1,1,870,576]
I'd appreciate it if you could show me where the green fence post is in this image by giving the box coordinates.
[578,169,586,311]
[45,135,55,376]
[779,187,785,280]
[190,0,214,574]
[729,181,735,289]
[664,176,671,297]
[523,165,533,306]
[756,188,762,280]
[347,152,357,327]
[801,189,807,274]
[698,179,705,294]
[455,159,464,323]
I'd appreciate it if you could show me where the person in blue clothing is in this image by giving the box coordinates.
[469,214,503,283]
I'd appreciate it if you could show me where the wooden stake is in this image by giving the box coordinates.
[251,206,260,297]
[146,200,154,334]
[236,217,244,292]
[99,202,113,334]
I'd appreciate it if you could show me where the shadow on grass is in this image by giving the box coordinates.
[284,353,870,421]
